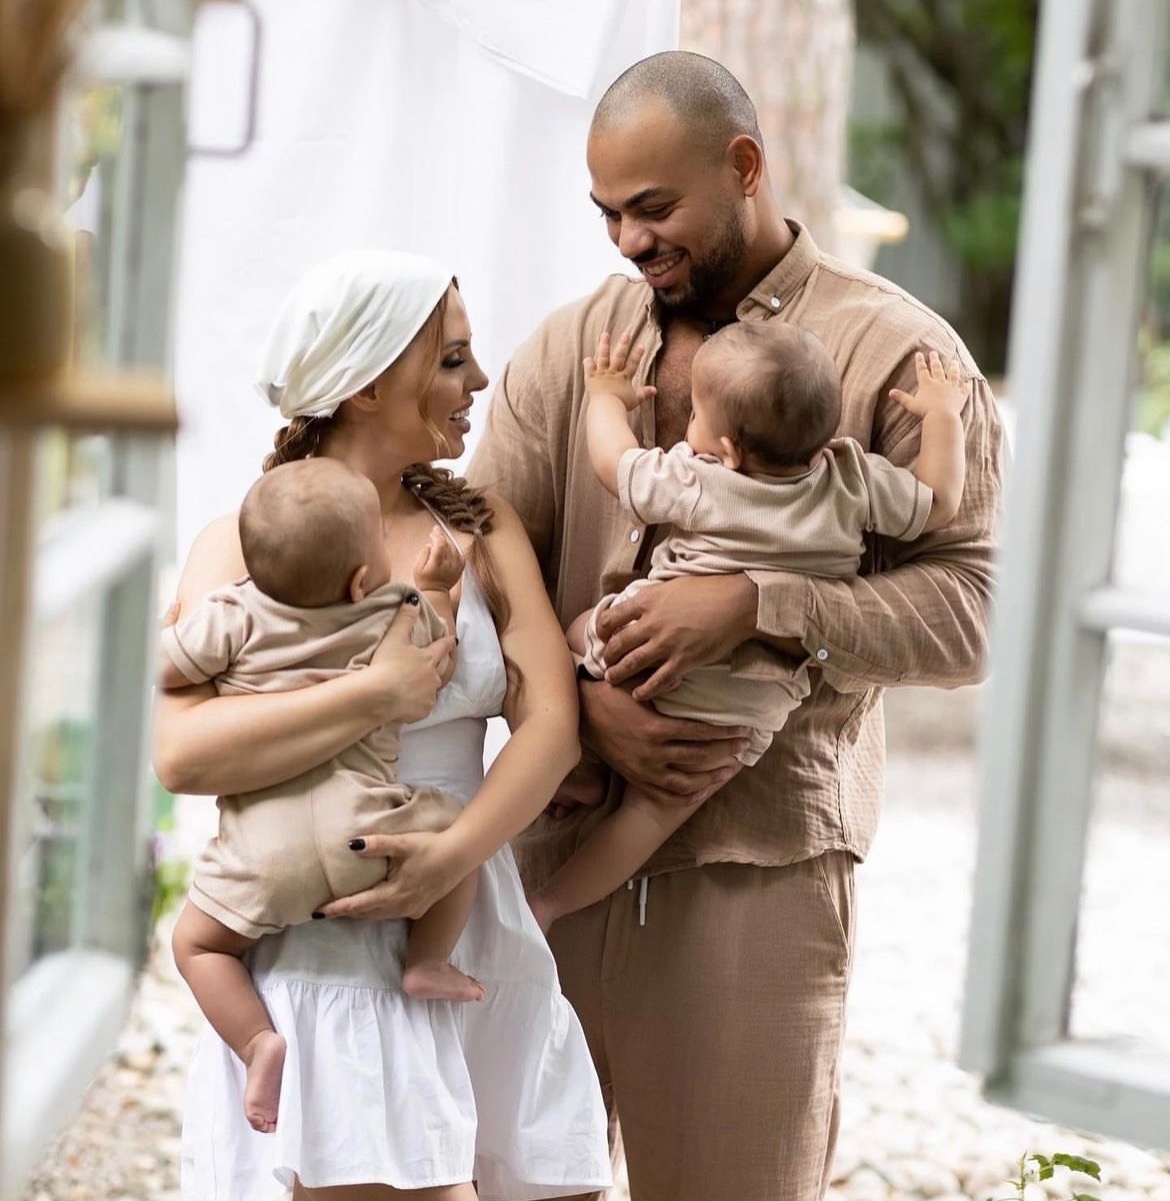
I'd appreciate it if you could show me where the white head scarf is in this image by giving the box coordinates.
[257,249,454,420]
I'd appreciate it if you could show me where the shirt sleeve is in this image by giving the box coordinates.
[160,591,248,684]
[749,369,1003,693]
[617,444,705,528]
[856,448,933,541]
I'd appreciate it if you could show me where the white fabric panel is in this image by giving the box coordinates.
[174,0,678,559]
[419,0,648,98]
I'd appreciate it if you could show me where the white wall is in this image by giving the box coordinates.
[173,0,678,557]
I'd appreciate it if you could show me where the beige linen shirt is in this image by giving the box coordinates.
[468,221,1003,881]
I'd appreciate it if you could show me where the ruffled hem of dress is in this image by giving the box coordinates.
[182,974,611,1201]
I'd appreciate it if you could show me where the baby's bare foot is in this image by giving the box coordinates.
[403,961,486,1003]
[242,1029,286,1133]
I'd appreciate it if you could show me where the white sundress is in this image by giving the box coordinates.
[180,564,612,1201]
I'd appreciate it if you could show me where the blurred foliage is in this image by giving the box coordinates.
[853,0,1040,372]
[1136,338,1170,439]
[1134,190,1170,438]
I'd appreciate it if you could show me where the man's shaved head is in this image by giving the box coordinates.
[591,51,763,161]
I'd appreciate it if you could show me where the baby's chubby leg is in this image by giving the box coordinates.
[402,872,485,1002]
[528,788,704,934]
[172,901,285,1133]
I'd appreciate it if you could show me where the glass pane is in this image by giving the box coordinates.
[34,430,115,521]
[1124,185,1170,598]
[1070,633,1170,1055]
[62,80,126,368]
[10,595,105,982]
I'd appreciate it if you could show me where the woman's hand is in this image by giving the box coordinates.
[368,601,457,724]
[315,830,471,921]
[579,677,749,806]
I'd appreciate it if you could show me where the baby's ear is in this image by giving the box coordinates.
[348,564,370,602]
[718,436,744,472]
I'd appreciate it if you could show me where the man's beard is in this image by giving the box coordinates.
[656,206,747,315]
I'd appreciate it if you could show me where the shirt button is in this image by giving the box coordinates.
[769,296,781,309]
[629,529,641,543]
[815,648,829,662]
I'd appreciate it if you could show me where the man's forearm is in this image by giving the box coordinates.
[748,550,994,693]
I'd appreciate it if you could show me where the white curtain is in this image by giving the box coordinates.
[173,0,678,557]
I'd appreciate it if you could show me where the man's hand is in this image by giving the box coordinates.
[597,574,760,700]
[579,677,749,806]
[547,756,610,819]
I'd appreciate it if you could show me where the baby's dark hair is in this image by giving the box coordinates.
[239,459,376,607]
[702,322,841,469]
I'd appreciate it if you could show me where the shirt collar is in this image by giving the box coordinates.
[738,219,819,320]
[642,219,820,328]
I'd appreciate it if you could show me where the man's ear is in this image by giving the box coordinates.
[348,564,370,602]
[728,134,765,198]
[718,436,744,471]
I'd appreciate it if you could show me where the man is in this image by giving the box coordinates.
[468,50,1002,1201]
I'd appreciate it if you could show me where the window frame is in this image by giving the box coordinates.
[0,17,188,1197]
[959,0,1170,1148]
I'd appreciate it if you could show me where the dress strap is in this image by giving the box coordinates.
[414,494,463,552]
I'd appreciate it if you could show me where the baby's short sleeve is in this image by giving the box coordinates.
[160,589,250,684]
[856,447,933,541]
[617,443,707,529]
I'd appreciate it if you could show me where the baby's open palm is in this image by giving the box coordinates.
[889,350,969,419]
[584,329,656,412]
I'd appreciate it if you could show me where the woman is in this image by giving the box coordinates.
[154,250,612,1201]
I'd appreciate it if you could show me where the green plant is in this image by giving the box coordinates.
[854,1,1040,372]
[151,855,189,925]
[986,1152,1103,1201]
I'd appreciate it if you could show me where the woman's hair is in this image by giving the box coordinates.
[261,285,512,634]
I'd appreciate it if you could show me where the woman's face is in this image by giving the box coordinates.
[371,285,488,462]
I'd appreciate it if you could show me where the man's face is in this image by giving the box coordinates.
[587,100,748,314]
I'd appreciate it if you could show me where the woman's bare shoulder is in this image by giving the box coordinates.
[177,510,246,608]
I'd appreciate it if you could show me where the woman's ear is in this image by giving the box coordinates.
[348,564,370,602]
[718,435,744,472]
[348,382,379,413]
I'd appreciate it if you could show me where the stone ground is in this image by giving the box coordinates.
[20,658,1170,1201]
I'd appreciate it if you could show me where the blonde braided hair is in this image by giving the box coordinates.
[400,463,511,634]
[263,414,334,472]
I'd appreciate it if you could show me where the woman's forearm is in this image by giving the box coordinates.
[444,707,579,872]
[153,668,393,795]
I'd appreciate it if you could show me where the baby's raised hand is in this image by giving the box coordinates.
[413,527,464,594]
[889,350,969,419]
[584,329,657,413]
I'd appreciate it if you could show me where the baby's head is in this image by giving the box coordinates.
[688,322,841,472]
[239,459,391,607]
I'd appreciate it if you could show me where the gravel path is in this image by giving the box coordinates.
[19,743,1170,1201]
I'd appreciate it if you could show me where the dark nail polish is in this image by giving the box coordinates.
[348,838,366,851]
[311,911,325,920]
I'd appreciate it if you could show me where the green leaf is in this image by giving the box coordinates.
[1071,1194,1102,1201]
[1052,1154,1102,1180]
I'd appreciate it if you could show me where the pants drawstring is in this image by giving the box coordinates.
[626,876,650,926]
